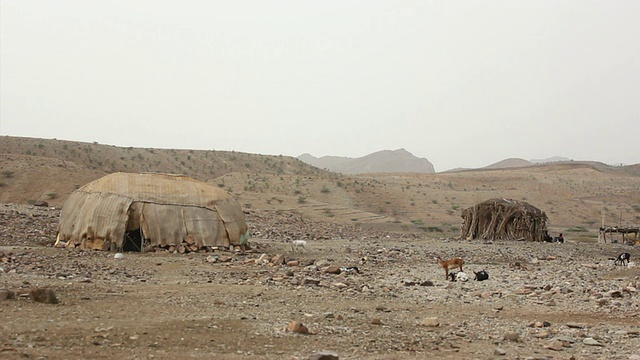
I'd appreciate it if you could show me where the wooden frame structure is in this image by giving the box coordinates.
[598,226,639,245]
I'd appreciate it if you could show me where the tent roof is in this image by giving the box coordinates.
[78,172,232,208]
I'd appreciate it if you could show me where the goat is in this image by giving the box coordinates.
[291,240,307,252]
[474,269,489,281]
[615,252,631,266]
[456,271,469,282]
[436,256,464,280]
[447,271,457,282]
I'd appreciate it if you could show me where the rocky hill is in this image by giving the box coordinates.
[298,148,435,174]
[1,136,639,236]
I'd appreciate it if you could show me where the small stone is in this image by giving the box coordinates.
[566,322,587,329]
[546,339,564,351]
[370,318,382,325]
[30,288,59,304]
[628,354,640,360]
[303,278,321,286]
[288,321,309,334]
[271,254,286,265]
[285,270,294,277]
[583,337,603,346]
[421,317,439,327]
[609,290,623,298]
[308,350,339,360]
[0,289,16,301]
[325,265,342,274]
[114,253,125,259]
[286,260,300,267]
[494,348,506,356]
[503,332,520,342]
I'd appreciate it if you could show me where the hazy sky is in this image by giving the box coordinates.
[1,1,639,171]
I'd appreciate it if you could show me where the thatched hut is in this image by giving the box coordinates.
[56,172,249,252]
[460,198,548,242]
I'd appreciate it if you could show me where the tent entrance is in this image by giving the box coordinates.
[123,228,144,252]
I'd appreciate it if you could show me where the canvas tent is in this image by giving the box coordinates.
[56,172,248,251]
[459,198,548,242]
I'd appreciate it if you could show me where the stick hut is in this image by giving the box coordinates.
[460,198,548,242]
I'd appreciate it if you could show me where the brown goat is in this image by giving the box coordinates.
[436,256,464,280]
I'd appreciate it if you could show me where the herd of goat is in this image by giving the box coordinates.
[289,240,633,282]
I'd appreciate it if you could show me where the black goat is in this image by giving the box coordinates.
[447,271,458,282]
[474,270,489,281]
[614,253,631,266]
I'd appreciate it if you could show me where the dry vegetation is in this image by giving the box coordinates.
[1,136,640,240]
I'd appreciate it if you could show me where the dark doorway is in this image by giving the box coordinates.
[123,229,143,252]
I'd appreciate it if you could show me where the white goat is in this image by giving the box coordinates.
[291,240,307,252]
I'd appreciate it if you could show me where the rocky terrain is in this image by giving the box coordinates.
[1,203,639,360]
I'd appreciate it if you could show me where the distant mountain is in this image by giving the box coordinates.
[530,156,571,164]
[298,149,436,174]
[484,158,533,169]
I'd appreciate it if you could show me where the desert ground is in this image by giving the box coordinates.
[1,204,639,360]
[1,138,640,359]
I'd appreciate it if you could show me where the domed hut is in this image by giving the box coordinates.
[56,172,249,252]
[460,198,548,242]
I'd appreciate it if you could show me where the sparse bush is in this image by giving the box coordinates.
[320,186,330,193]
[46,192,57,199]
[2,170,14,178]
[411,219,424,225]
[566,226,588,232]
[297,196,307,204]
[0,181,6,187]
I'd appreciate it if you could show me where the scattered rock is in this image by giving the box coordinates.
[308,350,339,360]
[583,337,604,346]
[421,317,439,327]
[29,288,59,304]
[0,288,16,301]
[303,278,321,286]
[271,254,286,265]
[288,321,309,334]
[494,347,506,356]
[566,322,587,329]
[325,265,342,274]
[545,339,564,351]
[503,332,520,342]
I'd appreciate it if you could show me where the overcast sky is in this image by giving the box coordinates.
[1,1,638,171]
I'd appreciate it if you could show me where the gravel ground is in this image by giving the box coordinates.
[1,203,639,360]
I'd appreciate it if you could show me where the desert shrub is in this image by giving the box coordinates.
[0,181,5,187]
[297,196,307,204]
[427,226,443,232]
[566,226,588,232]
[320,186,330,193]
[411,219,424,225]
[2,170,14,178]
[633,204,640,212]
[46,192,57,199]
